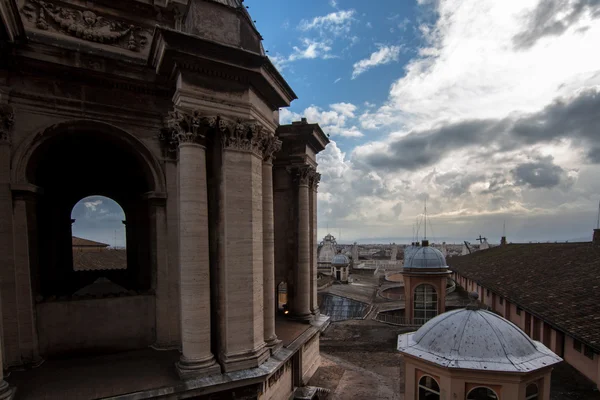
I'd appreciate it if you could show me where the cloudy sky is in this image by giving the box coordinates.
[249,0,600,244]
[71,196,126,247]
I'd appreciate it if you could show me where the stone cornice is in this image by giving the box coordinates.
[0,104,13,144]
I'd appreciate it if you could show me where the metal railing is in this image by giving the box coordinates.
[374,312,431,327]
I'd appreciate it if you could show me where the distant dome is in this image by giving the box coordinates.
[398,308,562,372]
[404,244,447,269]
[318,233,338,263]
[331,254,350,266]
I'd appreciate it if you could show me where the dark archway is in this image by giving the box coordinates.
[21,121,164,357]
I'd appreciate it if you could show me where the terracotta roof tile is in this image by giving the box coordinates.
[72,249,127,271]
[72,236,110,247]
[447,243,600,351]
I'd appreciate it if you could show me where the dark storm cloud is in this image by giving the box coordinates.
[512,156,566,188]
[513,0,600,49]
[357,87,600,171]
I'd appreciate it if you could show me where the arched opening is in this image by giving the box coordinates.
[467,387,499,400]
[278,282,288,314]
[526,383,539,400]
[22,122,161,358]
[414,284,438,324]
[418,375,440,399]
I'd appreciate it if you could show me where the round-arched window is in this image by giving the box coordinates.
[418,375,440,399]
[467,387,499,400]
[414,284,438,324]
[525,383,538,400]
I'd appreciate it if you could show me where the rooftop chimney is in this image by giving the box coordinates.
[593,229,600,245]
[500,236,507,246]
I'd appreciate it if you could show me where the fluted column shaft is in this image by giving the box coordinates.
[262,154,280,350]
[294,167,312,319]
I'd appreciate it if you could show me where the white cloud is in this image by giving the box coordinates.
[351,45,402,79]
[311,0,600,242]
[329,0,337,7]
[84,200,102,211]
[298,10,356,37]
[334,77,342,84]
[280,103,363,138]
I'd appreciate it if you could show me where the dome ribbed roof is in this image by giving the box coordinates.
[404,245,447,269]
[397,309,562,372]
[331,254,350,266]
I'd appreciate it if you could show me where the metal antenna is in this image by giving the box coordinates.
[503,220,506,237]
[597,201,600,229]
[424,198,427,240]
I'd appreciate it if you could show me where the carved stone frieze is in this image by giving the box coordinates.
[20,1,152,52]
[262,134,282,163]
[0,105,14,144]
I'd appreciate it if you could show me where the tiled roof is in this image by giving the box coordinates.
[72,236,109,247]
[447,243,600,351]
[72,249,127,271]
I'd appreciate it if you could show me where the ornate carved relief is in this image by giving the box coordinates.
[291,165,316,186]
[262,134,282,163]
[0,105,14,144]
[20,1,151,52]
[220,118,269,158]
[310,172,321,191]
[159,109,216,155]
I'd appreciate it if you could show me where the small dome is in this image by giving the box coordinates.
[331,254,350,266]
[404,245,447,269]
[397,309,562,372]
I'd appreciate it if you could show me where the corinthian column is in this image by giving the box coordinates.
[293,165,314,321]
[310,172,321,315]
[167,110,220,379]
[217,118,270,372]
[262,135,282,352]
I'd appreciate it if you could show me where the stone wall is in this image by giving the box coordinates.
[301,333,320,385]
[36,295,155,356]
[260,359,293,400]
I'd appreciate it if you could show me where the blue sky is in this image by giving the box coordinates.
[248,0,600,244]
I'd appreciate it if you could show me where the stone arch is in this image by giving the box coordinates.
[417,375,440,400]
[11,119,166,194]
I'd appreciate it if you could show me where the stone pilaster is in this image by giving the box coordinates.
[0,104,17,398]
[292,165,315,321]
[166,109,220,379]
[262,135,282,352]
[309,172,321,315]
[217,118,270,372]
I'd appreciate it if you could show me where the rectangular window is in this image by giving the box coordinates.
[584,345,594,360]
[517,307,522,316]
[499,297,503,305]
[573,339,582,352]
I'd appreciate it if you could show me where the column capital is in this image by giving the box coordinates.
[289,165,317,186]
[159,109,217,156]
[309,172,321,191]
[219,117,270,158]
[0,104,14,145]
[262,134,282,163]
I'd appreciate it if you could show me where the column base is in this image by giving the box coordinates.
[265,336,283,354]
[0,381,15,400]
[290,312,314,323]
[219,345,270,373]
[176,356,221,380]
[150,341,180,351]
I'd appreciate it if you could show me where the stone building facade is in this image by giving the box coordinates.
[0,0,328,398]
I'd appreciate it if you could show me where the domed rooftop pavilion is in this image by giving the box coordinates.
[397,294,562,399]
[331,253,350,266]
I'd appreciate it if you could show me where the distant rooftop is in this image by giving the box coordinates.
[448,242,600,352]
[72,236,109,247]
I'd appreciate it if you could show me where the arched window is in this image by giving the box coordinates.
[525,383,538,400]
[414,284,438,324]
[467,387,499,400]
[418,375,440,399]
[71,195,127,271]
